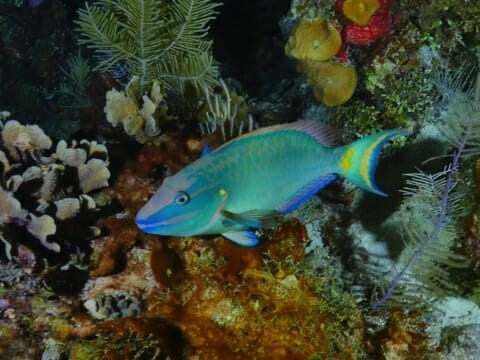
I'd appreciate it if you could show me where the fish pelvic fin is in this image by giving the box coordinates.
[222,230,260,247]
[335,130,408,196]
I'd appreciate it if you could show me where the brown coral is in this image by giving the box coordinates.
[285,18,342,62]
[145,235,365,359]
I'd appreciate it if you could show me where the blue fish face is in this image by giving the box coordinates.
[135,173,227,237]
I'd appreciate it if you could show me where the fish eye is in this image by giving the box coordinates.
[174,191,190,205]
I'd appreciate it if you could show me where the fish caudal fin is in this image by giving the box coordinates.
[335,130,408,196]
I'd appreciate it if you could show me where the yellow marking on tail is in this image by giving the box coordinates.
[360,134,388,188]
[339,148,354,172]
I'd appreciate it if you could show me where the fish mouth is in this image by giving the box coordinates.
[135,209,202,235]
[135,211,161,233]
[135,214,166,233]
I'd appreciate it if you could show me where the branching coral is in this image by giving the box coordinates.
[76,0,221,94]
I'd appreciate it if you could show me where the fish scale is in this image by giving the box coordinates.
[212,130,334,212]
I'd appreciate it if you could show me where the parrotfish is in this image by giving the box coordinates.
[136,120,406,246]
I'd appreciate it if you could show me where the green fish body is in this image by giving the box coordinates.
[136,120,406,246]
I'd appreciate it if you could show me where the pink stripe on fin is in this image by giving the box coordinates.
[230,120,340,147]
[287,119,340,147]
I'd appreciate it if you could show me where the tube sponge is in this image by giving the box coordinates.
[342,0,380,26]
[297,60,358,106]
[285,18,342,62]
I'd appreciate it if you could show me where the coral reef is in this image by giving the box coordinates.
[1,133,372,359]
[147,236,364,359]
[283,0,396,108]
[333,22,436,138]
[2,0,480,359]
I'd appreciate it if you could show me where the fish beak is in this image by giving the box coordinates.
[135,207,150,230]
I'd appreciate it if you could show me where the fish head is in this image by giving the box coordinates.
[135,171,227,237]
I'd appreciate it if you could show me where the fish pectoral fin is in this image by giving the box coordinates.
[221,209,278,229]
[222,230,260,247]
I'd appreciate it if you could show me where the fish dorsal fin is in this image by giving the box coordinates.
[221,209,278,229]
[222,230,259,247]
[277,174,337,213]
[233,120,339,147]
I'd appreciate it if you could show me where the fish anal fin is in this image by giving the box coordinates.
[277,174,336,213]
[222,230,260,247]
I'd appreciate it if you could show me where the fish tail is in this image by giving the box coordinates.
[334,130,408,196]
